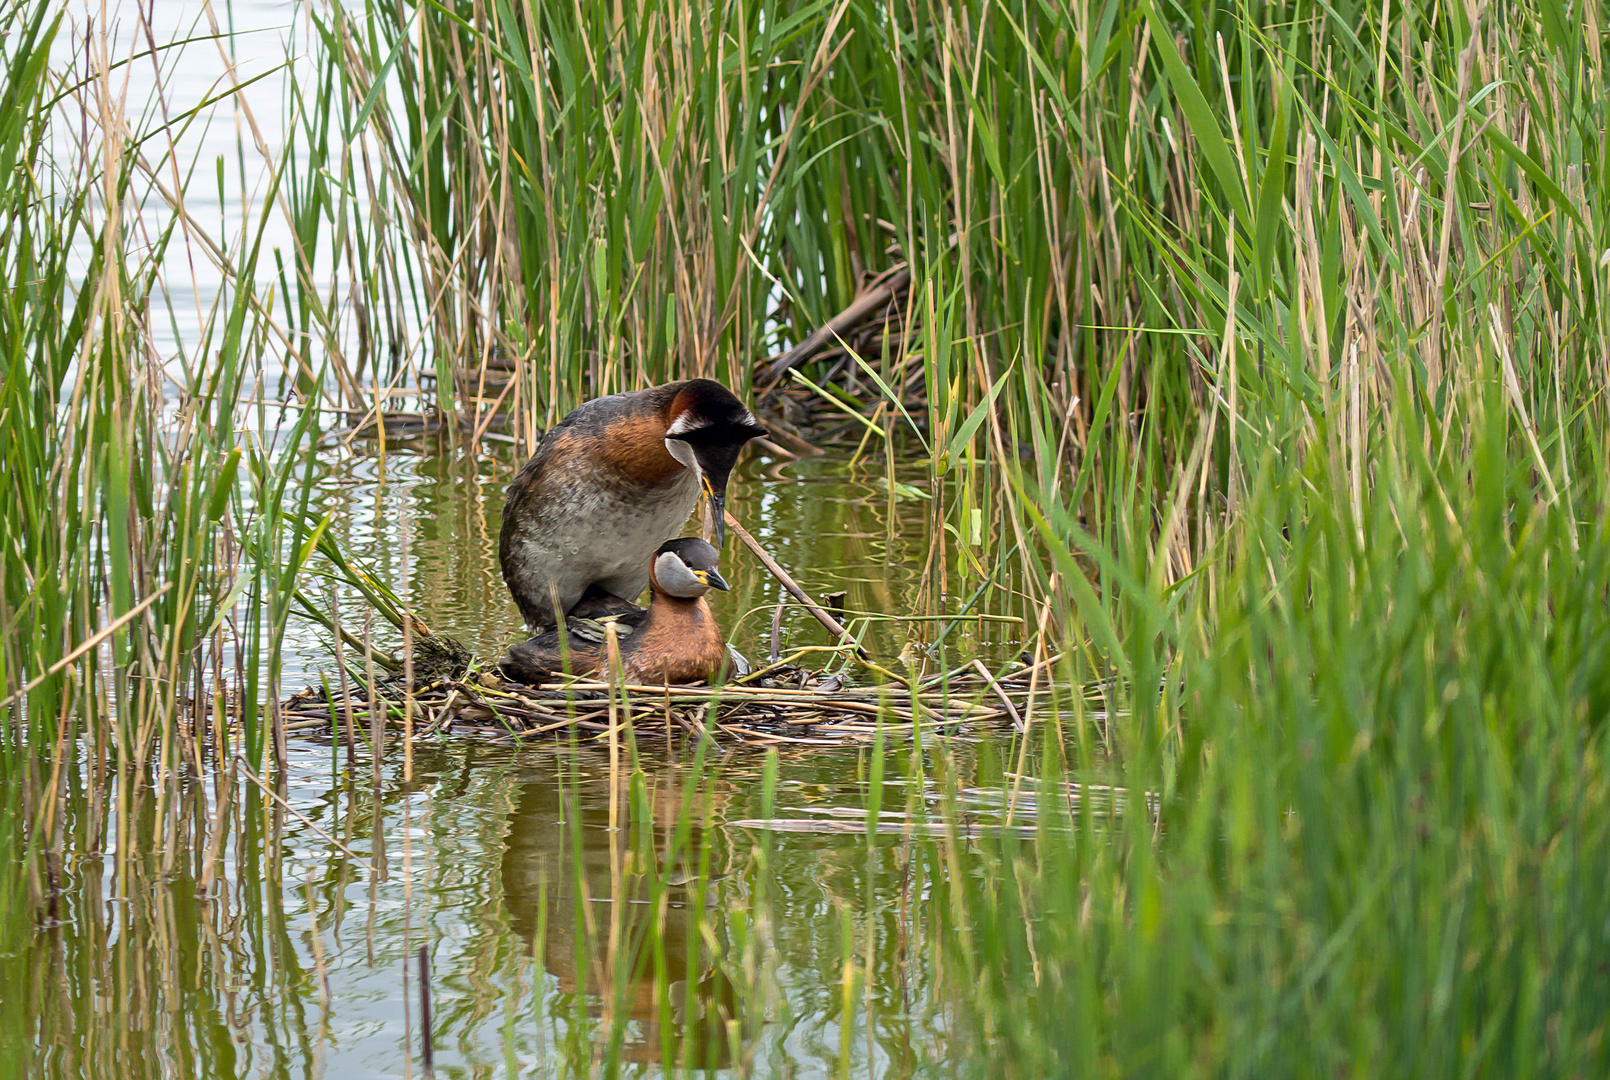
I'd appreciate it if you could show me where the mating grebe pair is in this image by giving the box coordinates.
[498,380,766,685]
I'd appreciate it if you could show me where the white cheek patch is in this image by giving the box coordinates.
[653,551,707,597]
[665,412,703,437]
[654,552,681,588]
[665,437,700,476]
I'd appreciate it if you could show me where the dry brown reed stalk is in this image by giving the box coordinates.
[722,510,871,662]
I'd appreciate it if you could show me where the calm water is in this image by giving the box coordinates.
[5,433,1045,1079]
[6,5,1055,1077]
[15,732,1037,1078]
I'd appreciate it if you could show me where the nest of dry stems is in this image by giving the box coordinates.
[280,628,1068,748]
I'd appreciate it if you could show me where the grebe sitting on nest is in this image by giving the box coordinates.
[501,537,732,686]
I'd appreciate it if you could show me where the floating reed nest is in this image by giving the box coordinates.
[286,511,1079,748]
[280,632,1075,749]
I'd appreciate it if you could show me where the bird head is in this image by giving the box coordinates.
[650,537,730,598]
[663,380,768,546]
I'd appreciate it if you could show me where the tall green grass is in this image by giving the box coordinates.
[0,0,329,1028]
[5,0,1609,1072]
[298,0,1610,1071]
[942,385,1610,1074]
[301,0,1608,628]
[0,5,313,749]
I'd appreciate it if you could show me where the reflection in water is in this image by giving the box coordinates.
[6,769,321,1080]
[501,760,745,1069]
[4,735,1060,1077]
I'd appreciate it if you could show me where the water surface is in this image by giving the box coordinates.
[16,724,1050,1078]
[9,422,1046,1080]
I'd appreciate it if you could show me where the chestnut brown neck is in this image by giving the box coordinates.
[595,412,684,485]
[645,586,707,615]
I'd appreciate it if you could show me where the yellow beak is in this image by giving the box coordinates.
[691,568,730,591]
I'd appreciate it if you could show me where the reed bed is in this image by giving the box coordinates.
[296,0,1610,656]
[6,0,1610,1073]
[0,5,343,1071]
[2,0,322,927]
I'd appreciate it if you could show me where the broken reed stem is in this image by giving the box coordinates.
[761,263,913,385]
[724,510,869,660]
[0,583,173,709]
[972,659,1025,733]
[418,944,434,1077]
[233,757,376,871]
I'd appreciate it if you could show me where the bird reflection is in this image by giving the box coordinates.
[500,759,741,1068]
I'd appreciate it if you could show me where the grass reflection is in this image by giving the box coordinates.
[3,734,1044,1078]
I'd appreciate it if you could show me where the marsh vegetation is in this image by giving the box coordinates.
[3,0,1609,1074]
